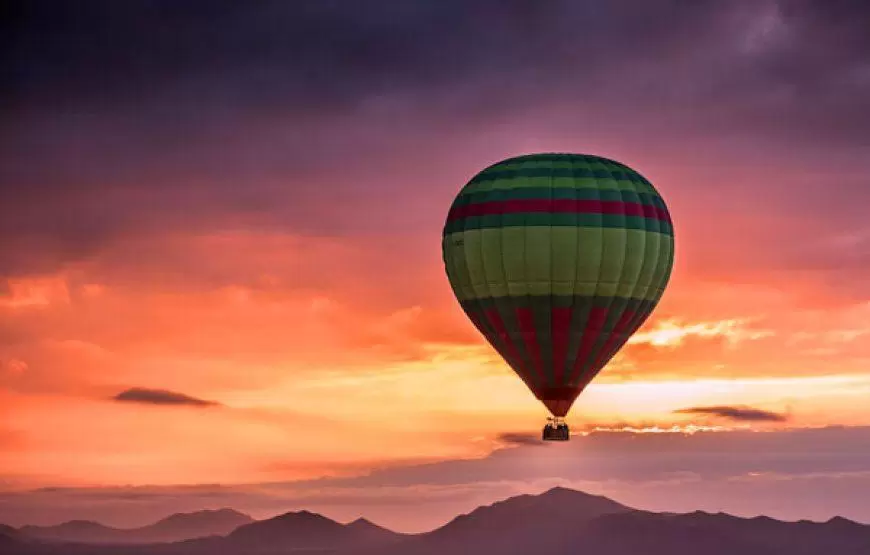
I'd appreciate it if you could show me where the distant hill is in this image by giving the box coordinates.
[377,488,870,555]
[19,521,110,544]
[557,509,870,555]
[223,509,403,551]
[1,523,20,544]
[5,487,870,555]
[344,517,401,544]
[397,486,630,555]
[19,508,252,544]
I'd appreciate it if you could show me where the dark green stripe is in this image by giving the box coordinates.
[443,213,673,235]
[488,153,607,164]
[563,302,592,388]
[480,154,649,178]
[569,297,626,387]
[451,187,664,206]
[464,298,536,390]
[460,295,659,313]
[472,167,650,186]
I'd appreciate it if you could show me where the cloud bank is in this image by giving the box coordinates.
[2,426,868,532]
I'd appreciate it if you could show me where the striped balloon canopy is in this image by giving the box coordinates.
[442,153,674,417]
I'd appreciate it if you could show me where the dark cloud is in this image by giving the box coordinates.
[0,1,723,111]
[4,1,866,128]
[674,405,788,422]
[111,387,220,407]
[496,432,548,447]
[2,0,870,284]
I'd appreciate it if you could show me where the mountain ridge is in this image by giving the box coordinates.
[18,508,253,544]
[5,487,869,554]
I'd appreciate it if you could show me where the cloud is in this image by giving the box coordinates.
[111,387,220,408]
[4,0,870,280]
[628,319,774,348]
[674,405,787,422]
[0,277,70,309]
[2,426,869,532]
[496,432,547,447]
[3,1,729,111]
[6,1,869,127]
[2,358,28,376]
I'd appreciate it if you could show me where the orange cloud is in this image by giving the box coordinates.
[2,224,870,490]
[628,318,774,348]
[0,277,70,309]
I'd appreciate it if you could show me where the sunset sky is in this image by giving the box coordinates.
[2,0,870,532]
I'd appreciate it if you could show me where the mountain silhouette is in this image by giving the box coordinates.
[4,487,869,554]
[559,509,870,555]
[390,486,630,555]
[20,521,109,543]
[19,508,252,544]
[1,523,20,545]
[224,509,402,551]
[344,517,403,543]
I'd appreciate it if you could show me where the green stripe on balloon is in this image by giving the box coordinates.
[443,230,671,302]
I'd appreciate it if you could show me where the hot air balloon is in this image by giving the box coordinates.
[442,153,674,441]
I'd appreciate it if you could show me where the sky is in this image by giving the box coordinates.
[2,0,870,531]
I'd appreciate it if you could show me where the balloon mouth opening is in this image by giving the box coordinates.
[535,387,583,417]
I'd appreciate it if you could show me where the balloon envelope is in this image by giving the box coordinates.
[442,153,674,417]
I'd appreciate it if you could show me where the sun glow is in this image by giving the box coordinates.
[629,318,773,347]
[578,424,731,435]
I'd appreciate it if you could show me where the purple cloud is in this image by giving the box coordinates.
[112,388,220,408]
[674,405,788,422]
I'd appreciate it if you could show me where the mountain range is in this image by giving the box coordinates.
[18,509,253,544]
[4,487,868,554]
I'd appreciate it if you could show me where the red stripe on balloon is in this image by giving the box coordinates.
[550,307,573,386]
[484,308,533,384]
[516,307,545,384]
